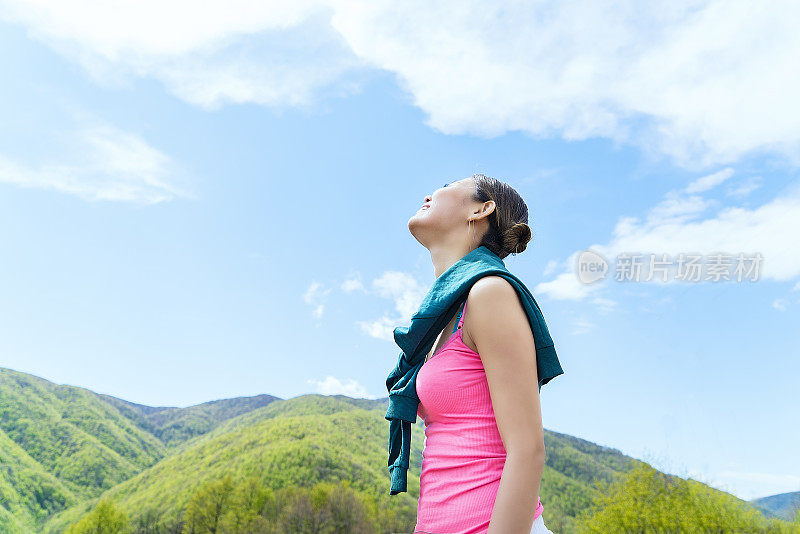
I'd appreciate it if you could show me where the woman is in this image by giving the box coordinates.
[408,174,555,534]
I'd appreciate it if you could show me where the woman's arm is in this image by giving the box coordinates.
[466,276,546,534]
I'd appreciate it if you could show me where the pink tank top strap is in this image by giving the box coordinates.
[457,298,467,329]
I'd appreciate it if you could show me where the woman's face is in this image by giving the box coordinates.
[408,177,476,247]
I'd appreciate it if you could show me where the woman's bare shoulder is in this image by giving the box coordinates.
[470,275,516,296]
[462,275,521,349]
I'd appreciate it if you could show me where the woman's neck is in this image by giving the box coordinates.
[429,244,473,279]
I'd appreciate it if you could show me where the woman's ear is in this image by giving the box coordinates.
[478,200,496,220]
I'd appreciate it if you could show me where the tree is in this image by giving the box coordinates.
[219,475,272,534]
[182,475,234,534]
[132,507,161,534]
[66,498,128,534]
[573,463,796,533]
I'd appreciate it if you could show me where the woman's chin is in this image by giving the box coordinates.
[407,215,427,236]
[408,207,437,235]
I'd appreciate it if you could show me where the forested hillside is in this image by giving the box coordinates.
[1,367,796,533]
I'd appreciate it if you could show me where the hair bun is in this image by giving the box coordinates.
[503,222,532,255]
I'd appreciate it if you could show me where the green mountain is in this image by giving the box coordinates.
[1,367,796,533]
[96,391,280,446]
[0,426,77,531]
[0,369,166,495]
[0,368,281,532]
[43,394,417,533]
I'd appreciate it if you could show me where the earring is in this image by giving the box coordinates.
[468,219,475,248]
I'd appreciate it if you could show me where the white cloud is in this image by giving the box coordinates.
[356,315,400,342]
[726,175,763,198]
[303,280,332,318]
[644,191,714,226]
[772,298,787,312]
[535,266,601,302]
[542,259,561,277]
[0,0,364,110]
[603,182,800,282]
[685,168,734,194]
[307,375,370,398]
[371,270,428,319]
[353,270,428,342]
[4,1,800,167]
[340,274,366,293]
[0,121,188,203]
[538,174,800,300]
[569,317,595,336]
[331,1,800,169]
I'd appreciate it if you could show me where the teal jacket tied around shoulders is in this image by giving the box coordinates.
[384,245,564,495]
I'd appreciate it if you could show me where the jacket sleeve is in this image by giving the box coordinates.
[386,418,412,494]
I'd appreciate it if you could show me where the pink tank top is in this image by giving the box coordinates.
[415,298,544,533]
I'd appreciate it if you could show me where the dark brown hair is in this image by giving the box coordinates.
[470,173,533,259]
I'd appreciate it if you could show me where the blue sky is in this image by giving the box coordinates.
[1,2,798,503]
